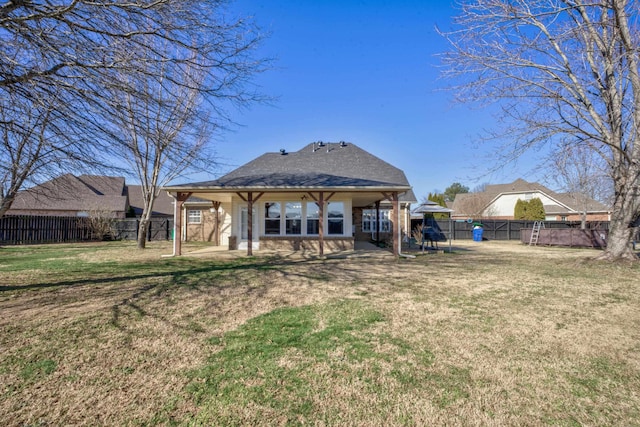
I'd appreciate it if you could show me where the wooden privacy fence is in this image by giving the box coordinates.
[425,219,610,241]
[520,228,608,248]
[112,218,173,241]
[0,215,91,244]
[0,215,173,245]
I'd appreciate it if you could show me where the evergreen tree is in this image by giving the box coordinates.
[514,199,527,220]
[527,198,546,220]
[443,182,469,203]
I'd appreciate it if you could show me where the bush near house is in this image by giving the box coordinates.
[514,197,545,220]
[514,199,527,220]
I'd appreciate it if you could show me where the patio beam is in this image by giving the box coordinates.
[211,201,221,246]
[236,192,264,256]
[382,191,399,256]
[174,192,192,256]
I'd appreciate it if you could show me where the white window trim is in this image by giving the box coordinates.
[187,209,202,224]
[362,208,391,232]
[247,198,351,237]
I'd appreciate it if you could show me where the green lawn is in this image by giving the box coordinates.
[1,240,639,426]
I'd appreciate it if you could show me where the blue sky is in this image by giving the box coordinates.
[201,0,545,200]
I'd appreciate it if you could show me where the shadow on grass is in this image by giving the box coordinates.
[0,256,309,293]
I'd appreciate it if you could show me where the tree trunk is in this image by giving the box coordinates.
[136,192,156,250]
[599,168,640,261]
[137,217,150,249]
[602,216,635,261]
[0,196,14,219]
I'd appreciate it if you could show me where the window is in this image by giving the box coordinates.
[362,210,374,232]
[362,209,390,232]
[327,202,344,235]
[264,202,281,234]
[187,210,202,224]
[285,202,302,234]
[306,202,320,235]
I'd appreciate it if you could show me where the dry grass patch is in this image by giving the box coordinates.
[0,240,639,426]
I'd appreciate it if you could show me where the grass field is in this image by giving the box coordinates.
[1,240,639,426]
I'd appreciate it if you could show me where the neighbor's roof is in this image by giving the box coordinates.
[126,185,176,216]
[451,178,609,216]
[9,174,127,213]
[165,142,414,194]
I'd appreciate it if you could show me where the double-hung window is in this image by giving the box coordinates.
[264,202,281,234]
[361,209,390,232]
[327,202,344,235]
[187,210,202,224]
[306,202,320,235]
[285,202,302,234]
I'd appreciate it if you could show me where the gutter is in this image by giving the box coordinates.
[162,193,178,258]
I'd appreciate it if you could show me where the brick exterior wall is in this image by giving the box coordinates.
[255,236,354,252]
[352,206,411,243]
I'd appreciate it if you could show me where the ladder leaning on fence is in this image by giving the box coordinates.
[529,221,544,245]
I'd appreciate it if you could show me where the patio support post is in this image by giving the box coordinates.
[211,201,221,246]
[315,192,324,257]
[392,192,399,256]
[247,192,254,256]
[307,191,335,258]
[236,192,264,256]
[382,191,400,256]
[375,200,381,246]
[174,191,192,256]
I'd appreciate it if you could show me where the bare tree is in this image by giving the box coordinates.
[441,0,640,261]
[0,87,103,217]
[106,56,213,249]
[549,143,612,229]
[0,0,268,219]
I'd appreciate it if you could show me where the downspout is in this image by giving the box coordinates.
[162,193,178,257]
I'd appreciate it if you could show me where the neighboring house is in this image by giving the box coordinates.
[126,185,175,217]
[451,178,610,221]
[7,175,224,243]
[7,174,129,218]
[163,141,416,256]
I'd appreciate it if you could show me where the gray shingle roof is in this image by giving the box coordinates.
[126,185,176,216]
[171,142,412,190]
[9,174,127,213]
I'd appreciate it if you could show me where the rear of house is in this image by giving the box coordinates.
[164,141,416,256]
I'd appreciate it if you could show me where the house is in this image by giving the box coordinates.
[7,175,225,243]
[126,185,174,217]
[163,141,416,256]
[450,178,610,221]
[7,174,129,218]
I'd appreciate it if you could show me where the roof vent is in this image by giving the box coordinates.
[339,141,347,147]
[317,140,325,147]
[280,148,287,155]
